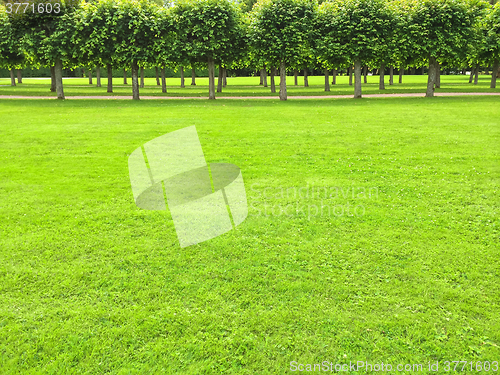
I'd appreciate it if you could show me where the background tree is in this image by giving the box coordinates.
[0,5,24,86]
[484,2,500,87]
[16,0,80,99]
[73,0,119,93]
[171,0,242,99]
[314,0,349,91]
[249,0,316,100]
[154,6,176,93]
[112,0,159,100]
[319,0,394,98]
[410,0,477,97]
[391,0,420,84]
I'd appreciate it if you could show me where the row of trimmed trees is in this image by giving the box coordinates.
[1,0,499,100]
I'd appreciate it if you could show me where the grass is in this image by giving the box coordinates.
[0,97,499,373]
[0,74,498,97]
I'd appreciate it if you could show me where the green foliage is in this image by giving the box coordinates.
[248,0,316,67]
[0,4,25,68]
[154,7,177,68]
[111,0,160,67]
[483,2,500,62]
[409,0,478,64]
[72,0,120,67]
[315,0,395,66]
[1,0,499,76]
[0,5,16,67]
[240,0,258,12]
[170,0,243,64]
[10,0,80,67]
[390,0,421,67]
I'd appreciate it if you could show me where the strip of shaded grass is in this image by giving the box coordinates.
[0,74,498,97]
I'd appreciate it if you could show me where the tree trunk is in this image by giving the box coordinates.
[294,69,298,85]
[123,68,127,84]
[324,68,330,92]
[279,61,287,101]
[17,69,22,84]
[270,67,276,93]
[435,62,441,88]
[191,66,196,85]
[96,66,101,87]
[88,69,92,85]
[469,67,474,83]
[155,67,160,86]
[217,65,223,93]
[9,69,16,86]
[50,66,56,92]
[426,56,437,97]
[55,58,65,100]
[354,59,362,98]
[363,66,368,83]
[107,64,113,93]
[379,63,385,89]
[180,66,185,88]
[208,57,215,99]
[389,65,394,85]
[161,66,167,93]
[348,66,353,86]
[262,68,267,87]
[140,67,144,88]
[490,59,498,89]
[132,61,140,100]
[223,68,227,87]
[259,69,264,85]
[399,66,404,83]
[474,64,479,85]
[304,68,308,87]
[332,69,336,85]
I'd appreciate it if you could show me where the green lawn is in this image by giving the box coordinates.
[0,74,498,97]
[0,97,499,373]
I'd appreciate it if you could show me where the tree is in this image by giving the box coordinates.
[484,2,500,87]
[154,6,176,94]
[72,0,119,93]
[410,0,477,97]
[249,0,316,100]
[0,4,24,86]
[171,0,243,99]
[112,0,159,100]
[391,0,421,84]
[317,0,394,98]
[314,1,348,91]
[16,0,80,99]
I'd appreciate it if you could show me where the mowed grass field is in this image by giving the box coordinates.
[0,74,499,97]
[0,96,499,373]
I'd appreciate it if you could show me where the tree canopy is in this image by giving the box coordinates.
[1,0,498,99]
